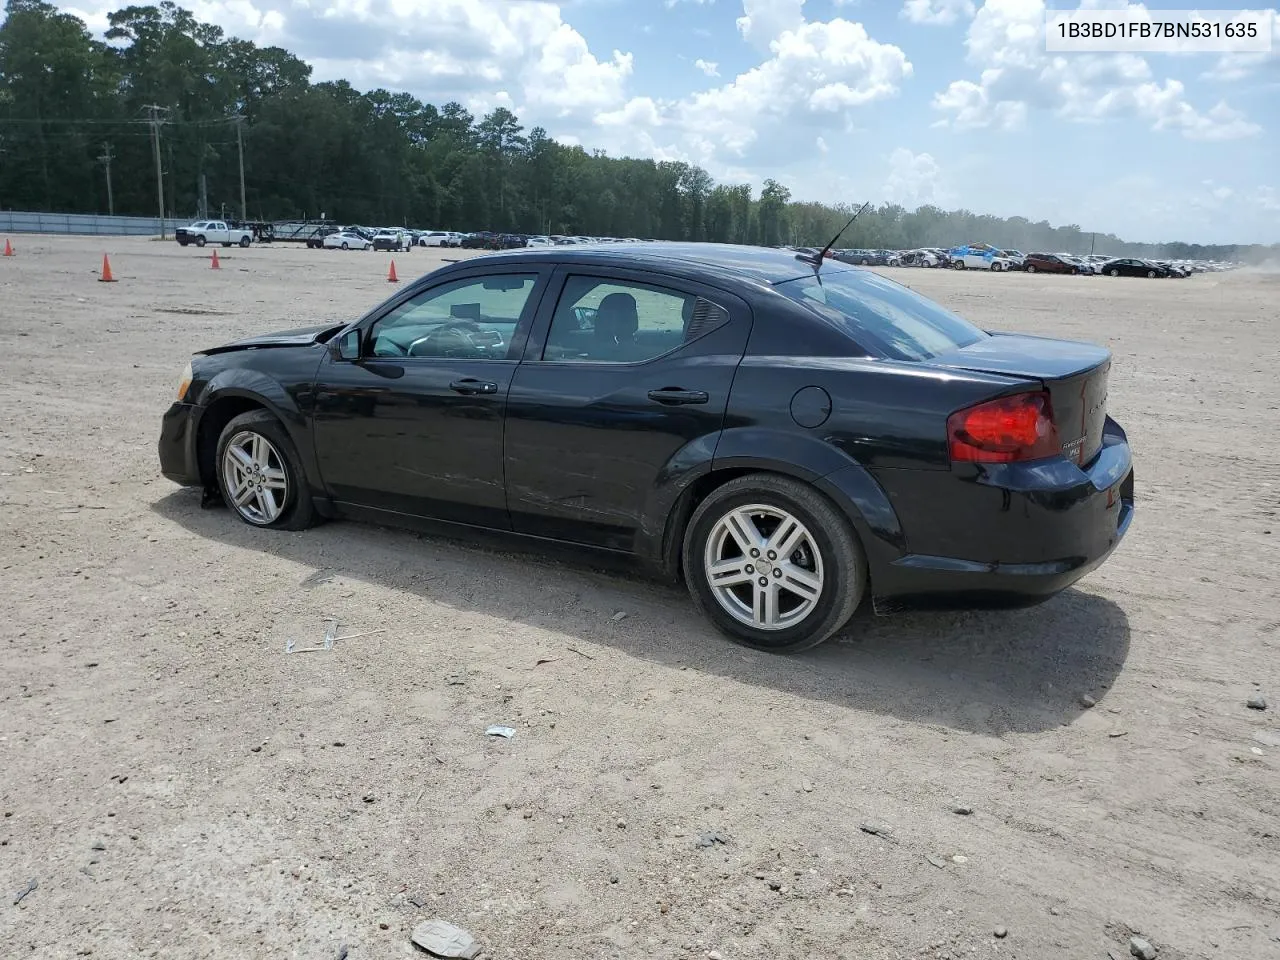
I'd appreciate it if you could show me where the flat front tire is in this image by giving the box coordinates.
[682,474,866,653]
[215,411,317,531]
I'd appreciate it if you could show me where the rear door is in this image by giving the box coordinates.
[503,267,752,551]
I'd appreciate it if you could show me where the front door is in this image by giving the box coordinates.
[311,269,548,528]
[504,268,752,552]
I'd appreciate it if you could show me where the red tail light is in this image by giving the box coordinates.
[948,391,1059,463]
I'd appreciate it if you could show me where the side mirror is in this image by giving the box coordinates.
[334,329,360,361]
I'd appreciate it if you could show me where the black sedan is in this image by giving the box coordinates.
[158,244,1134,653]
[1099,258,1169,278]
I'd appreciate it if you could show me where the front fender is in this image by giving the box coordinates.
[191,365,321,489]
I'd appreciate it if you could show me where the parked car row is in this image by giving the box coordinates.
[784,239,1234,278]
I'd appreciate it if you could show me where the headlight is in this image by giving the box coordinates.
[177,360,193,401]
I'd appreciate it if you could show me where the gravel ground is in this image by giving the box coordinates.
[1,235,1278,960]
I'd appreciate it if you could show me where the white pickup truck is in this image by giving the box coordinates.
[175,220,253,248]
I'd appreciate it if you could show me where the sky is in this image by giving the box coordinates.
[49,0,1280,244]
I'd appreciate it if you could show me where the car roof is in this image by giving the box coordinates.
[445,242,852,286]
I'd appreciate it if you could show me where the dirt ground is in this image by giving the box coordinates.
[1,235,1278,960]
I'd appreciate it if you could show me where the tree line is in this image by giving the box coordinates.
[1,0,1274,263]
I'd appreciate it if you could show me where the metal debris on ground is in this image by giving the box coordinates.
[567,646,595,660]
[696,831,729,848]
[13,878,37,905]
[286,618,386,654]
[610,611,627,621]
[485,725,516,739]
[410,919,482,959]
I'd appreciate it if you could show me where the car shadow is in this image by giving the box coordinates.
[151,491,1130,736]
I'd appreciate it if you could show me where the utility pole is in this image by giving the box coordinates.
[97,143,115,216]
[143,105,168,237]
[234,115,247,221]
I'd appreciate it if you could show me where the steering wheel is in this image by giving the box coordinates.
[408,320,486,358]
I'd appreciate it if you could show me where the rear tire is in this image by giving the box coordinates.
[215,411,318,531]
[341,242,349,250]
[239,236,251,248]
[682,474,866,653]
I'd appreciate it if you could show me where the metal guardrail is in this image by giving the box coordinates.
[0,211,167,237]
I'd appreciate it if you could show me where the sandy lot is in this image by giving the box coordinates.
[1,235,1278,960]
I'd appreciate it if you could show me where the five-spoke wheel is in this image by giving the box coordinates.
[683,474,866,652]
[214,410,317,530]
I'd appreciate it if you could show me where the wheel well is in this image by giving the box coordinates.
[196,396,269,487]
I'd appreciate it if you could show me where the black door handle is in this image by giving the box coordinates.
[647,387,709,405]
[450,378,497,395]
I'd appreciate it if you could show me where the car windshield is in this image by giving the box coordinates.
[775,269,988,361]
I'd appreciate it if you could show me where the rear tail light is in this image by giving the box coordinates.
[948,391,1059,463]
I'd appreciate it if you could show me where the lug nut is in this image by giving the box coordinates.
[773,568,782,578]
[744,564,754,574]
[758,577,768,587]
[767,550,776,560]
[749,549,760,558]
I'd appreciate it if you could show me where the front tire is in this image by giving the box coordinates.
[215,411,317,531]
[195,235,207,248]
[991,261,1003,272]
[1147,270,1156,278]
[682,474,866,653]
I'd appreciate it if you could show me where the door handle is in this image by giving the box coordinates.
[647,387,709,405]
[450,378,498,395]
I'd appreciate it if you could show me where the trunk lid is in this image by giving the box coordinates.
[932,332,1111,466]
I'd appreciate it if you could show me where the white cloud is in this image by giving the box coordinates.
[1202,9,1280,81]
[883,147,949,207]
[901,0,976,26]
[593,9,911,176]
[933,0,1262,141]
[67,0,634,129]
[736,0,806,49]
[694,58,720,76]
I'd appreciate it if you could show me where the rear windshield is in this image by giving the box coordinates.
[775,269,988,361]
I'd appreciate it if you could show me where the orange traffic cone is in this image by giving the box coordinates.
[99,254,116,283]
[387,259,399,283]
[3,239,12,257]
[211,249,221,270]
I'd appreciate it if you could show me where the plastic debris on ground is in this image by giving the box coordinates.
[410,919,482,958]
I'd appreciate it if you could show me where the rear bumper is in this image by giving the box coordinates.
[869,419,1134,610]
[158,402,202,486]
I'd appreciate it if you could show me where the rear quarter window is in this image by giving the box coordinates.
[776,269,988,361]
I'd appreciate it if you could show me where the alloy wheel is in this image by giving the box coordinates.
[221,430,289,525]
[703,504,824,631]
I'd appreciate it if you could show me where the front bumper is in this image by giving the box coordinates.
[870,420,1135,610]
[158,401,202,486]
